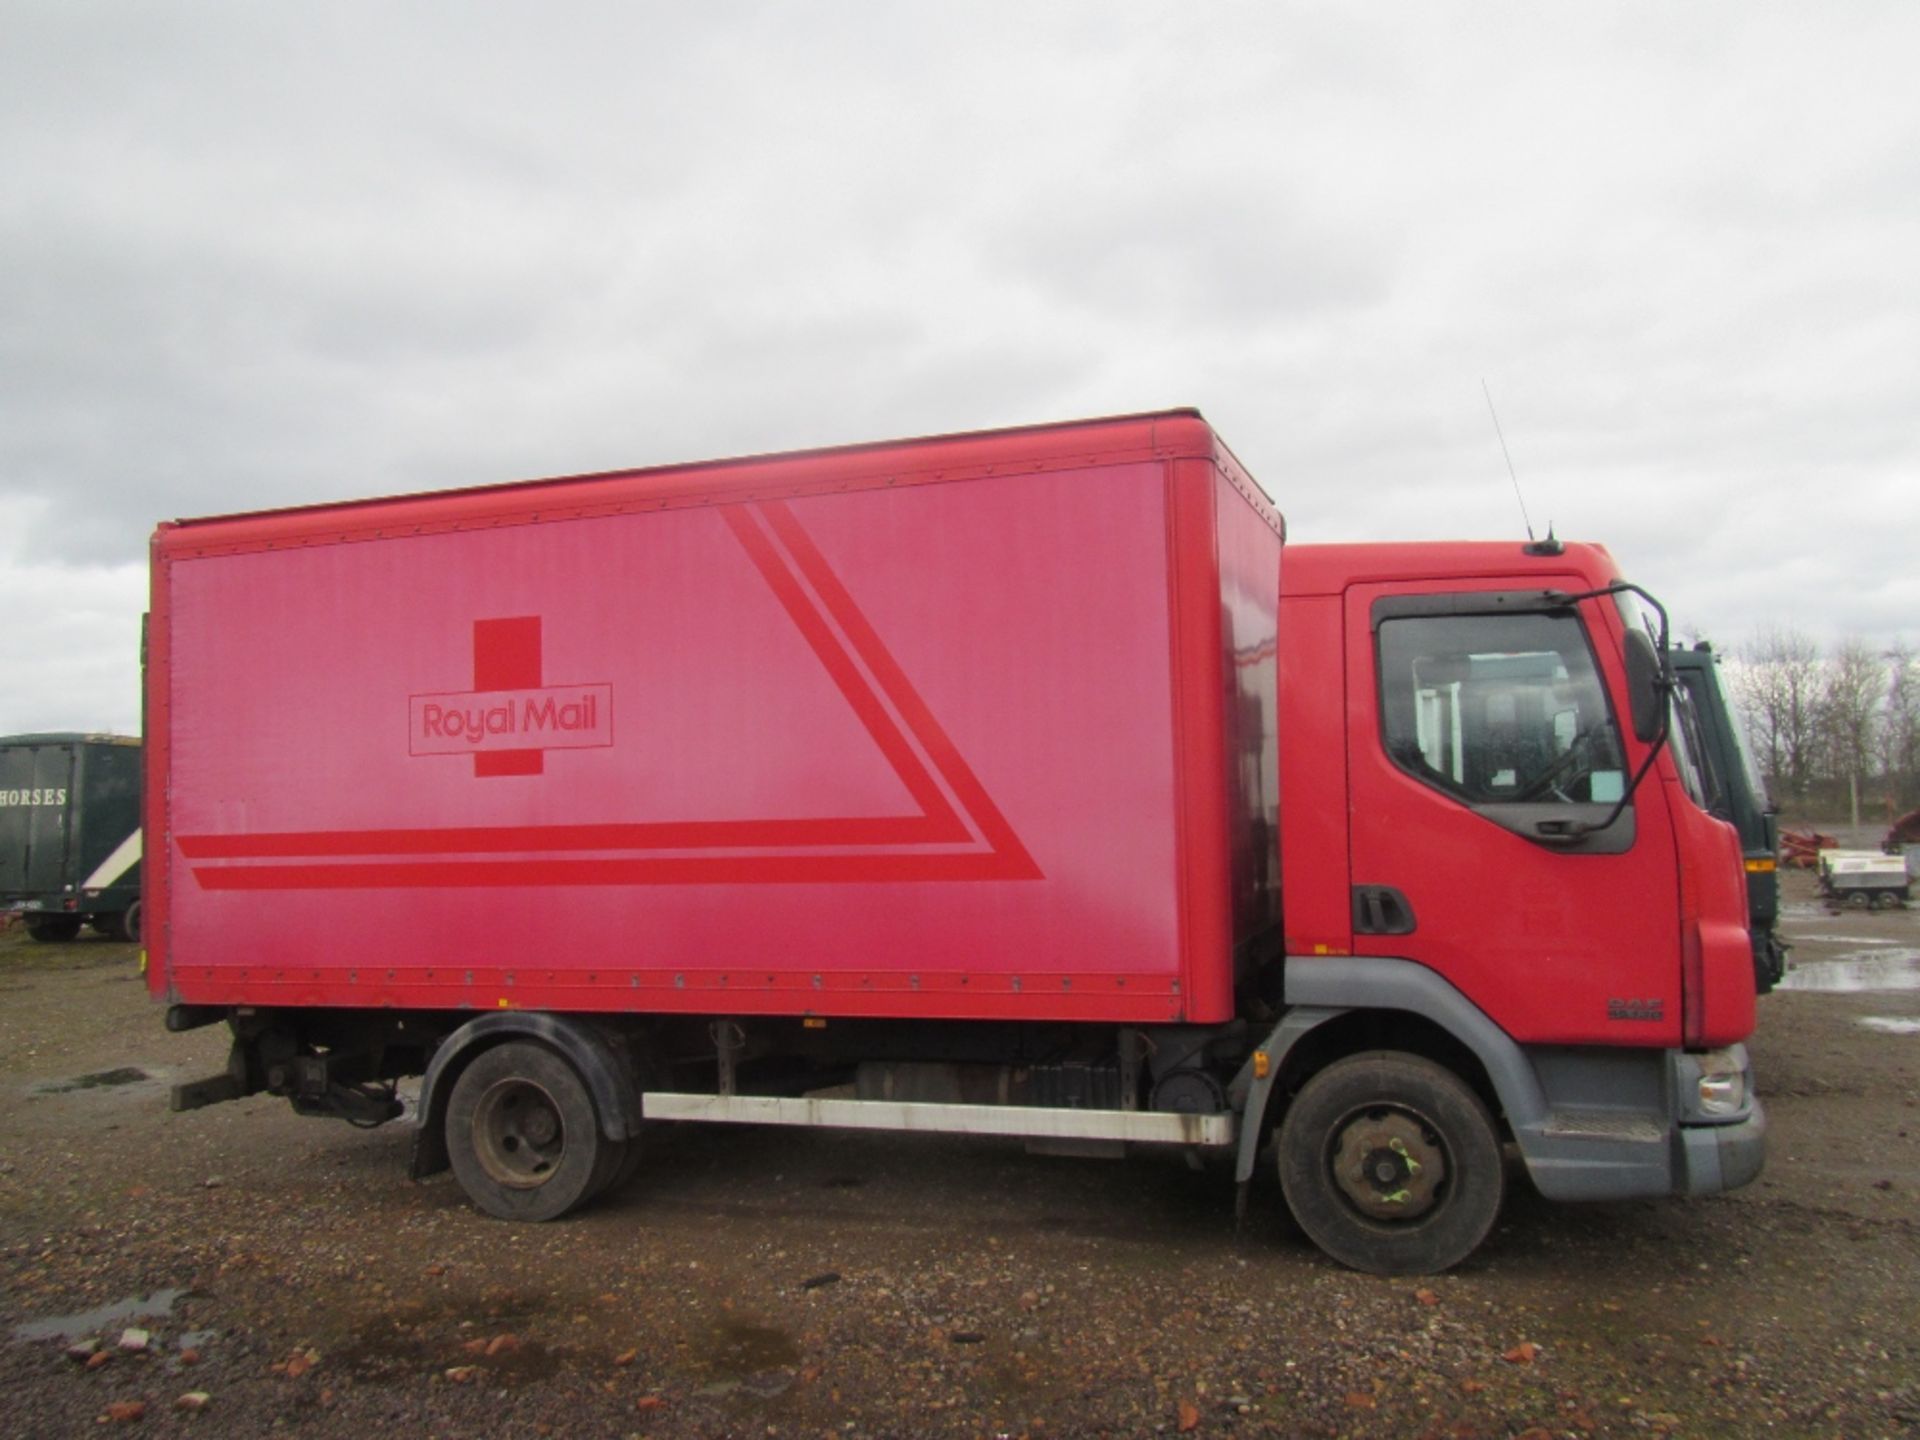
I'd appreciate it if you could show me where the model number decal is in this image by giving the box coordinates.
[0,788,68,807]
[1607,997,1665,1022]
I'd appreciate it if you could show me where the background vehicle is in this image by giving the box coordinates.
[0,733,142,942]
[147,412,1762,1274]
[1668,644,1786,992]
[1817,851,1911,910]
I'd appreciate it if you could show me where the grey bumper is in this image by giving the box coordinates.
[1516,1044,1766,1203]
[1675,1097,1767,1196]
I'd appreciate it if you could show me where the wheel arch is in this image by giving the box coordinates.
[410,1013,641,1179]
[1233,956,1549,1184]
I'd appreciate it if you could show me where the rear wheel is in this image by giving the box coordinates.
[1872,891,1902,911]
[24,915,82,943]
[113,901,142,943]
[446,1042,609,1222]
[1278,1051,1503,1276]
[1844,891,1872,910]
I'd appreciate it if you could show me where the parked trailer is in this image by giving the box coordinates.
[1,733,142,942]
[148,411,1763,1274]
[1818,851,1911,910]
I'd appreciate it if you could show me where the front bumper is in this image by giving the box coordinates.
[1517,1044,1766,1203]
[1676,1096,1767,1195]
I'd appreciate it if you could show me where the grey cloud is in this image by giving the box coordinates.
[2,1,1918,733]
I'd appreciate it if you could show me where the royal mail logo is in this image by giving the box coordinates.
[410,616,612,776]
[410,684,613,757]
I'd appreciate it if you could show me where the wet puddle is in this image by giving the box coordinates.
[695,1320,800,1399]
[710,1320,799,1373]
[1778,949,1920,993]
[328,1291,563,1384]
[31,1067,151,1095]
[1790,934,1904,948]
[13,1288,187,1343]
[1860,1017,1920,1036]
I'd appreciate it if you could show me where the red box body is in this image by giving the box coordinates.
[147,412,1282,1026]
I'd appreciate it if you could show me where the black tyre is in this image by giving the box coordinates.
[1871,891,1901,911]
[590,1135,637,1201]
[1844,891,1872,910]
[1278,1051,1503,1276]
[25,914,83,943]
[446,1041,609,1222]
[113,901,142,944]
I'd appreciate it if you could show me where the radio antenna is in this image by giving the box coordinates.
[1481,378,1535,543]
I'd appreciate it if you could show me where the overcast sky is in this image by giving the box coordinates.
[3,2,1915,735]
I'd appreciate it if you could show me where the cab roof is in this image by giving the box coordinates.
[1282,540,1621,598]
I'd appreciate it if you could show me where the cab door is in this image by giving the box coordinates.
[1342,582,1682,1047]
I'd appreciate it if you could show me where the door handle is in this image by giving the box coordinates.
[1352,885,1417,936]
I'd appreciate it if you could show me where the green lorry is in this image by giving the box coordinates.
[1669,647,1785,993]
[0,733,142,943]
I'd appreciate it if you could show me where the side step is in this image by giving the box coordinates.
[641,1093,1236,1147]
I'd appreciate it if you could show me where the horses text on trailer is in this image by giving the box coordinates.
[148,412,1763,1274]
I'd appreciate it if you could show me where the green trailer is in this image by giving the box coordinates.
[0,733,142,943]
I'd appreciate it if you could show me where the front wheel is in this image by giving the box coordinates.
[446,1041,610,1222]
[1278,1051,1503,1276]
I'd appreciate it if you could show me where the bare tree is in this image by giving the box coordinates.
[1734,626,1823,801]
[1882,641,1919,808]
[1819,638,1884,827]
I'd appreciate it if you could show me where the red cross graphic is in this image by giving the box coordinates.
[472,616,543,777]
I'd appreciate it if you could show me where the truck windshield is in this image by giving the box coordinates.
[1377,610,1627,807]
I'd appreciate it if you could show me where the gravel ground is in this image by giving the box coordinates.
[2,870,1917,1439]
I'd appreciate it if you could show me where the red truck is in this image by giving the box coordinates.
[147,411,1763,1274]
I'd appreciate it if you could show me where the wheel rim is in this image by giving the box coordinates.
[1328,1104,1450,1221]
[470,1077,568,1189]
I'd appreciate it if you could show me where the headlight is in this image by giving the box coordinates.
[1694,1051,1747,1116]
[1698,1070,1746,1115]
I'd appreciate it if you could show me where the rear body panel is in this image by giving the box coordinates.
[148,412,1282,1025]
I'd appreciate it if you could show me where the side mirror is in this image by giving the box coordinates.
[1623,630,1665,743]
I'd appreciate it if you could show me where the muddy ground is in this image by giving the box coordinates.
[2,870,1917,1439]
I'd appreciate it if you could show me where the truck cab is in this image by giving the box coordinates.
[1272,542,1763,1268]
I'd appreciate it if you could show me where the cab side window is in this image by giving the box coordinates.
[1377,610,1626,807]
